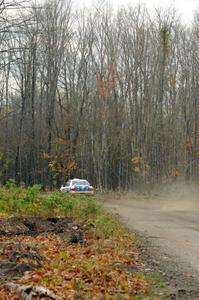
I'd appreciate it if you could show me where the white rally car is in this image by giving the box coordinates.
[60,178,94,195]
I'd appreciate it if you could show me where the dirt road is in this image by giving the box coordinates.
[102,194,199,299]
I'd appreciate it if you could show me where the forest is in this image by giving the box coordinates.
[0,0,198,189]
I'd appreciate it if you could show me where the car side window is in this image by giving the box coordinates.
[66,181,70,186]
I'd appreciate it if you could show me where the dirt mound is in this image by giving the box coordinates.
[0,216,84,237]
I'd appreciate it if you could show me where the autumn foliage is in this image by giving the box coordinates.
[96,64,119,98]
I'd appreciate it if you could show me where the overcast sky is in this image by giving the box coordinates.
[72,0,198,24]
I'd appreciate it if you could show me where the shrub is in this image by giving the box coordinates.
[26,184,42,203]
[5,178,16,189]
[0,185,99,219]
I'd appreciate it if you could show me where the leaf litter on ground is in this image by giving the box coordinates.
[0,215,151,299]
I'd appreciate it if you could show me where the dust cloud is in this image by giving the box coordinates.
[158,181,199,211]
[103,182,199,212]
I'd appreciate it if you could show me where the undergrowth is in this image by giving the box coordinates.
[0,182,99,219]
[0,182,169,299]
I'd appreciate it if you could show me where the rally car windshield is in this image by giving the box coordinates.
[72,180,89,186]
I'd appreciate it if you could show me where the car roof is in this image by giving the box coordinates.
[71,178,88,181]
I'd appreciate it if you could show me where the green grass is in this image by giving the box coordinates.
[131,271,170,300]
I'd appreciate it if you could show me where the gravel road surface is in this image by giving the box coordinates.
[102,195,199,299]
